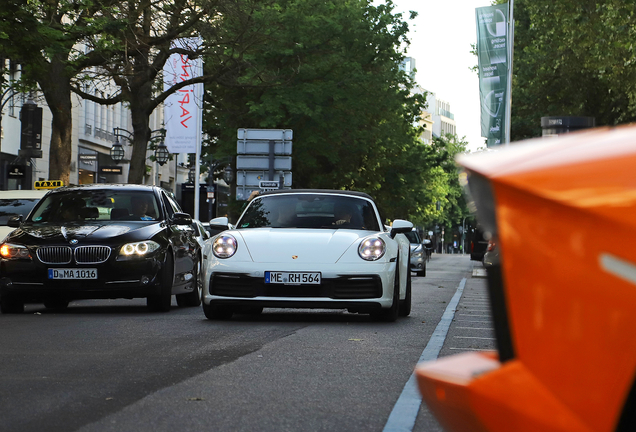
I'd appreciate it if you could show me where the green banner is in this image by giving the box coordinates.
[476,4,509,146]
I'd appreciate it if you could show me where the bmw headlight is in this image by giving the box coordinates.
[119,240,160,258]
[0,243,31,260]
[212,234,237,259]
[358,237,386,261]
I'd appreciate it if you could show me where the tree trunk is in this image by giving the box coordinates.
[40,59,73,186]
[127,81,154,185]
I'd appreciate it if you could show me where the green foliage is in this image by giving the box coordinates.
[494,0,636,140]
[204,0,439,223]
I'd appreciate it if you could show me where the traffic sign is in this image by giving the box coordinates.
[236,155,292,171]
[259,180,279,188]
[237,129,293,141]
[237,171,292,187]
[237,140,292,155]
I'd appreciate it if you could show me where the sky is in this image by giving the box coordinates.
[383,0,489,151]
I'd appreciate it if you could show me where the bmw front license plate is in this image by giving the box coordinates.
[265,271,321,285]
[48,268,98,280]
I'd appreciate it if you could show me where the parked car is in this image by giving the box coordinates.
[191,219,211,250]
[201,189,413,321]
[470,226,488,261]
[0,189,49,241]
[404,228,426,276]
[0,184,201,313]
[482,238,499,267]
[416,125,636,432]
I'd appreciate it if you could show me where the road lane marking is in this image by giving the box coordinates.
[454,336,496,340]
[383,278,466,432]
[449,347,492,351]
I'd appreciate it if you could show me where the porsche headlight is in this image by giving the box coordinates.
[119,241,160,258]
[0,243,31,260]
[358,237,386,261]
[212,234,237,259]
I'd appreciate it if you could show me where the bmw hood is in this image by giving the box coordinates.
[236,228,369,264]
[5,222,162,245]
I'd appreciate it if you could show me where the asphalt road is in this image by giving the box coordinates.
[0,254,492,432]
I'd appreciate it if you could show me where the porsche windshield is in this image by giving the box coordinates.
[237,194,380,231]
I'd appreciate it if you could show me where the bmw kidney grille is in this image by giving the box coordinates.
[37,246,111,264]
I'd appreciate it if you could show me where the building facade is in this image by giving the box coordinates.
[425,90,457,139]
[0,60,191,192]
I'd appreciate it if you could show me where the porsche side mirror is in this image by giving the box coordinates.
[8,215,23,228]
[209,216,230,231]
[390,219,414,238]
[171,212,193,226]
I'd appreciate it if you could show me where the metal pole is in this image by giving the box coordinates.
[504,0,515,145]
[173,157,178,196]
[268,140,275,180]
[193,96,203,221]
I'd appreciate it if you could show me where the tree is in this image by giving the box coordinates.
[425,133,470,228]
[203,0,432,222]
[0,0,121,184]
[72,0,303,184]
[494,0,636,140]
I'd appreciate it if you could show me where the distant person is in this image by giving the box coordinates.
[273,202,297,227]
[333,203,354,226]
[131,195,154,220]
[59,198,85,222]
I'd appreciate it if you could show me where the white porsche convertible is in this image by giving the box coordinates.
[201,189,413,321]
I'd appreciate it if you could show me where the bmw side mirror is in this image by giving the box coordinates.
[390,219,414,239]
[171,212,193,226]
[8,215,23,228]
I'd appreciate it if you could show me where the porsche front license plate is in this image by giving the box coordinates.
[265,272,321,285]
[48,268,98,280]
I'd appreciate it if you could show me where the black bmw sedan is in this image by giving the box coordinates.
[0,184,201,313]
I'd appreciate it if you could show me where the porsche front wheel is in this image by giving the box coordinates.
[202,301,234,320]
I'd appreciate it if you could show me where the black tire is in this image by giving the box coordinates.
[372,261,400,322]
[147,251,173,312]
[0,295,24,314]
[176,256,202,307]
[399,269,412,317]
[417,262,426,277]
[202,301,234,320]
[44,300,70,310]
[241,306,263,315]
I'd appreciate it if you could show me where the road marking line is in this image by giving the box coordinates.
[383,278,466,432]
[449,347,492,351]
[454,336,496,340]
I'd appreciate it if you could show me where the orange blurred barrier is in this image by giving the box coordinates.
[416,125,636,432]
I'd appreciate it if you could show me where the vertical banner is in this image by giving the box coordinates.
[163,38,203,154]
[476,4,509,146]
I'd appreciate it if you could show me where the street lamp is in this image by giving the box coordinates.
[155,143,169,166]
[110,139,125,163]
[223,165,233,183]
[111,127,133,164]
